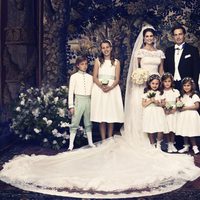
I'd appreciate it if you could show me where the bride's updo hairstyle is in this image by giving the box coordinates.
[144,74,163,94]
[99,39,115,65]
[143,28,156,45]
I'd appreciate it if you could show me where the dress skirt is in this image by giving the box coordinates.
[142,105,168,133]
[90,82,124,123]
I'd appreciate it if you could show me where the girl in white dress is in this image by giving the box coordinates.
[90,40,124,140]
[176,77,200,154]
[161,73,180,153]
[142,74,167,149]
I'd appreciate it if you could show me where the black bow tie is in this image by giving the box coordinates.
[175,43,185,50]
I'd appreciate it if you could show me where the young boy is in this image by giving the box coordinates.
[68,56,95,150]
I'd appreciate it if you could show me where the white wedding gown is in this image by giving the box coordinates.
[1,29,200,198]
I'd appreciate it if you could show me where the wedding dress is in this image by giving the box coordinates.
[0,25,200,199]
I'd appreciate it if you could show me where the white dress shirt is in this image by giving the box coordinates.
[174,43,185,81]
[68,70,93,108]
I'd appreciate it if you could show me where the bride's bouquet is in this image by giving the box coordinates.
[131,68,149,85]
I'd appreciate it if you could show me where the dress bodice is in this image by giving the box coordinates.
[98,59,116,78]
[135,49,165,75]
[181,94,200,106]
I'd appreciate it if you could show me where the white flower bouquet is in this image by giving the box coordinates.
[147,91,156,98]
[164,102,174,111]
[10,85,84,149]
[176,101,184,110]
[131,68,149,85]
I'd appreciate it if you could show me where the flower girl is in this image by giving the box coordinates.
[161,73,180,153]
[176,77,200,154]
[142,74,168,149]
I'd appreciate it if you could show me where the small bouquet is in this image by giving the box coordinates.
[147,91,156,98]
[101,79,109,85]
[131,68,149,85]
[164,102,174,113]
[176,101,184,110]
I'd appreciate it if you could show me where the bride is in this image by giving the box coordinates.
[0,25,200,199]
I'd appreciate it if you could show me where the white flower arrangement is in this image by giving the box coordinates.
[131,68,149,85]
[147,91,156,98]
[165,102,174,110]
[10,85,84,150]
[176,101,184,110]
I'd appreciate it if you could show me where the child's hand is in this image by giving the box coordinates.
[170,109,176,114]
[102,85,113,93]
[150,97,155,103]
[161,98,166,107]
[69,108,75,115]
[154,100,160,106]
[180,106,187,111]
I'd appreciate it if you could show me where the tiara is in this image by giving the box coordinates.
[148,74,161,82]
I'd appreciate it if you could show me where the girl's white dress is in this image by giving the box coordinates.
[90,59,124,123]
[176,94,200,137]
[142,90,168,133]
[164,89,180,133]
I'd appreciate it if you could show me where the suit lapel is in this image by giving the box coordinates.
[171,46,175,70]
[178,43,188,68]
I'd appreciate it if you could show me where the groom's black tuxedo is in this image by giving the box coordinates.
[164,43,200,90]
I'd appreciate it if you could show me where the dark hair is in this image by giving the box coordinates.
[171,25,186,35]
[143,28,156,46]
[144,74,163,94]
[180,77,196,97]
[75,55,88,66]
[99,40,115,65]
[143,28,156,37]
[161,72,175,89]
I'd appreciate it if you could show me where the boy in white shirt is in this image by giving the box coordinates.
[68,56,95,150]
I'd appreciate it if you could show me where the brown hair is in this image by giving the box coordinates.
[180,77,196,97]
[144,74,163,95]
[161,72,175,89]
[99,40,115,65]
[75,56,88,66]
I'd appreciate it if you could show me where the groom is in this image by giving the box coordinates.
[164,25,200,91]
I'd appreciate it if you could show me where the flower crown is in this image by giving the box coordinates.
[147,74,161,83]
[181,77,194,84]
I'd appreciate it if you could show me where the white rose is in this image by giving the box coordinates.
[32,108,40,117]
[52,129,58,135]
[42,117,48,122]
[57,108,65,117]
[34,128,41,133]
[60,121,70,127]
[43,138,48,142]
[16,107,21,112]
[63,99,67,104]
[47,120,52,126]
[37,97,41,103]
[52,140,57,144]
[54,97,59,104]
